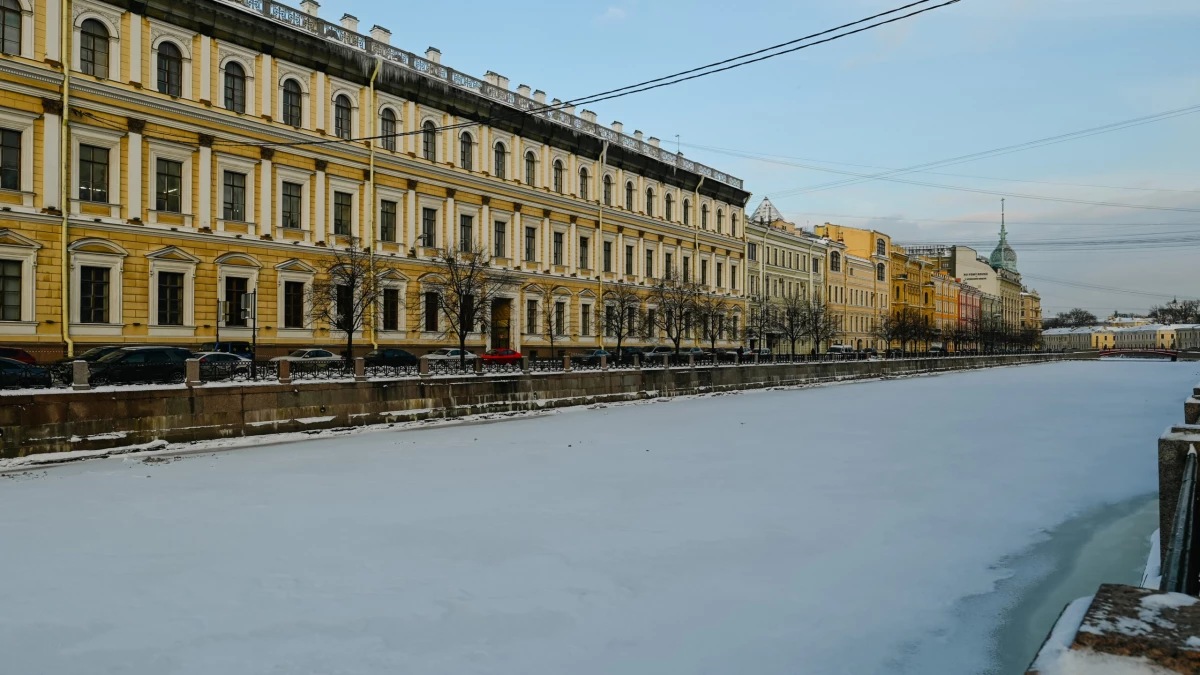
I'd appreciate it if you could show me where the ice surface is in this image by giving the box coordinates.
[0,361,1197,675]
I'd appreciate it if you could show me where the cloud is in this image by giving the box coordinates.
[599,6,627,21]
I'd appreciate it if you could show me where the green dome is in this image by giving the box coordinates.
[990,222,1018,273]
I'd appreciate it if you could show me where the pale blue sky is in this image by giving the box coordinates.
[331,0,1198,316]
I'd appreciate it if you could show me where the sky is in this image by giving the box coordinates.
[328,0,1199,318]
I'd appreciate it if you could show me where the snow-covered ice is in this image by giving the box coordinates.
[0,360,1196,674]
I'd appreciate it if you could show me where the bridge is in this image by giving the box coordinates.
[1098,348,1179,361]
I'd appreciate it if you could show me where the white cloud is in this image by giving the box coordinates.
[599,6,627,21]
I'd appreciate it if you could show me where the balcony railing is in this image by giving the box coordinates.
[1162,446,1199,594]
[217,0,743,192]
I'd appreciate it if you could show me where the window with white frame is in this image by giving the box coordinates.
[275,166,312,233]
[328,177,361,240]
[380,107,397,151]
[218,47,256,116]
[274,258,315,336]
[78,16,117,80]
[0,107,34,206]
[333,94,353,139]
[493,142,507,179]
[145,246,198,335]
[0,0,32,59]
[281,78,305,127]
[0,229,39,331]
[70,124,122,217]
[216,152,258,224]
[147,139,193,224]
[68,238,126,333]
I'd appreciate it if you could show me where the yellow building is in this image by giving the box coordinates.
[745,198,828,353]
[0,0,750,359]
[932,272,960,349]
[1021,289,1042,331]
[813,223,891,350]
[890,246,936,339]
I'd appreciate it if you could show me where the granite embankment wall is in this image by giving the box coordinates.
[1,353,1073,458]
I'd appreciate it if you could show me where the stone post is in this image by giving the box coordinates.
[278,359,292,385]
[522,356,530,374]
[474,358,483,376]
[688,353,695,368]
[419,356,430,377]
[186,358,201,387]
[563,354,572,372]
[734,353,740,367]
[634,353,641,370]
[354,357,367,382]
[600,354,607,371]
[753,351,760,364]
[72,360,90,391]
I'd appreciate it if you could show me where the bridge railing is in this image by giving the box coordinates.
[1162,445,1200,595]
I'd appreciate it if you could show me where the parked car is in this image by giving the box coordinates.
[424,348,478,361]
[827,345,854,355]
[270,348,342,363]
[89,347,194,385]
[0,357,51,388]
[885,348,905,358]
[0,347,36,364]
[193,352,251,379]
[615,346,644,364]
[195,352,250,363]
[199,341,255,359]
[480,348,522,365]
[54,345,122,365]
[745,348,772,357]
[572,349,610,366]
[364,348,418,366]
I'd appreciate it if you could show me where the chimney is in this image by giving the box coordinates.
[369,25,390,44]
[633,130,644,141]
[551,98,562,110]
[533,90,547,105]
[425,47,441,64]
[340,13,358,32]
[517,84,531,99]
[611,121,623,133]
[563,104,576,116]
[580,109,597,123]
[648,137,660,148]
[484,71,509,89]
[300,0,319,16]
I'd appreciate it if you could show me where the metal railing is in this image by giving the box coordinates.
[365,363,419,379]
[480,360,523,375]
[0,363,69,390]
[199,360,280,383]
[528,358,565,373]
[1163,446,1199,594]
[426,359,473,376]
[290,360,353,381]
[88,361,187,386]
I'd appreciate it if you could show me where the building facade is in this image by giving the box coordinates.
[0,0,750,359]
[813,223,891,350]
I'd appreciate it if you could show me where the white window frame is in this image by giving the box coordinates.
[375,271,408,337]
[327,175,362,243]
[148,19,194,99]
[0,106,37,208]
[214,152,258,230]
[456,129,478,171]
[72,3,122,80]
[146,138,194,226]
[0,229,39,333]
[215,253,261,339]
[456,202,480,252]
[69,122,123,219]
[328,81,360,140]
[490,210,512,261]
[416,194,444,252]
[276,66,312,129]
[69,238,126,335]
[375,184,405,245]
[216,46,257,116]
[375,98,403,152]
[5,0,33,59]
[275,259,316,338]
[275,165,313,238]
[145,246,198,336]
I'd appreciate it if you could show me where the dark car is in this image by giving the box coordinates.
[364,348,418,366]
[54,345,123,365]
[572,349,610,367]
[0,357,51,388]
[89,347,193,385]
[0,347,36,364]
[615,346,644,364]
[199,341,255,359]
[885,348,905,358]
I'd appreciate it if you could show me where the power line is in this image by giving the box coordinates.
[214,0,963,150]
[1020,274,1196,300]
[785,211,1200,228]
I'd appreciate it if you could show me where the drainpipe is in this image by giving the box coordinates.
[59,0,73,357]
[692,176,704,347]
[596,140,608,350]
[367,56,381,350]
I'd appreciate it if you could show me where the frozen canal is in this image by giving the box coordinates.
[1,360,1196,674]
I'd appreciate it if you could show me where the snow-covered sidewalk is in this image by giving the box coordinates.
[0,360,1196,675]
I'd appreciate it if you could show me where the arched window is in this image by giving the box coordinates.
[157,42,183,97]
[877,238,886,256]
[701,204,709,229]
[380,108,396,151]
[0,0,21,56]
[830,252,841,272]
[731,213,738,237]
[603,175,613,206]
[876,263,886,282]
[223,61,246,113]
[683,199,690,225]
[645,188,654,217]
[459,132,473,170]
[422,121,436,160]
[334,95,352,139]
[664,193,673,220]
[524,151,536,186]
[553,160,563,193]
[80,19,109,79]
[579,168,589,200]
[282,79,303,127]
[624,182,634,209]
[493,143,506,179]
[716,209,724,234]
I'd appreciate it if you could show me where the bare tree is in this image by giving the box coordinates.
[425,244,519,370]
[744,295,776,352]
[526,280,567,358]
[601,284,643,361]
[649,272,699,355]
[309,237,395,363]
[1149,299,1200,325]
[776,291,808,356]
[801,295,841,355]
[873,312,906,354]
[693,292,731,354]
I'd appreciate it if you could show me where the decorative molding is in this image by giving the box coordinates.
[481,196,491,206]
[315,159,328,172]
[41,98,63,115]
[197,133,214,147]
[445,188,456,199]
[127,117,146,133]
[261,147,275,160]
[406,179,417,190]
[542,209,552,218]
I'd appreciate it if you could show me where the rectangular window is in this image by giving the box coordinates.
[526,299,538,334]
[581,304,591,335]
[701,260,708,285]
[605,305,615,337]
[553,232,563,266]
[423,291,439,331]
[222,171,245,221]
[646,308,656,337]
[155,158,182,213]
[524,226,536,262]
[333,191,352,236]
[421,207,437,248]
[748,242,757,261]
[0,259,20,321]
[335,284,352,326]
[624,245,633,275]
[284,281,305,328]
[281,182,302,229]
[79,266,109,323]
[459,214,473,252]
[579,237,589,269]
[156,271,184,326]
[554,302,565,336]
[682,257,690,281]
[0,129,19,191]
[224,276,248,327]
[603,241,612,272]
[716,263,724,288]
[645,250,654,278]
[383,288,399,331]
[665,252,673,277]
[380,200,397,242]
[493,220,506,258]
[78,144,109,203]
